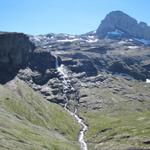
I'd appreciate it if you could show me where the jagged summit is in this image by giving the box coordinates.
[96,10,150,40]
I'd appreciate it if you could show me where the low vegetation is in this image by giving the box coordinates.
[0,78,80,150]
[79,77,150,150]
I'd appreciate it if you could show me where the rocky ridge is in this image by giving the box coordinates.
[13,24,150,107]
[96,11,150,41]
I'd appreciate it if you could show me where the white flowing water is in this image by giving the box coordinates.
[54,54,88,150]
[146,79,150,83]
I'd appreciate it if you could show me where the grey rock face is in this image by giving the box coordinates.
[29,48,61,73]
[30,33,150,81]
[16,42,63,85]
[96,11,150,39]
[0,32,34,83]
[69,59,98,76]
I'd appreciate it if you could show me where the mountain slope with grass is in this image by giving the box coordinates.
[78,76,150,150]
[0,78,80,150]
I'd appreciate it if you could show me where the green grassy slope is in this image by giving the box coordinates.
[79,77,150,150]
[0,78,80,150]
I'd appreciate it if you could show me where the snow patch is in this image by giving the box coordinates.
[86,39,98,43]
[129,39,133,42]
[118,40,127,44]
[57,38,79,42]
[93,30,96,34]
[128,46,139,49]
[146,79,150,83]
[88,35,95,39]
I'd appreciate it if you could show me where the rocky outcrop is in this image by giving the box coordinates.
[61,53,98,76]
[18,47,62,85]
[0,31,62,86]
[96,11,150,39]
[69,59,98,76]
[0,32,34,83]
[107,60,147,80]
[29,48,61,73]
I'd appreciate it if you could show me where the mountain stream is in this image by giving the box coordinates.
[54,54,88,150]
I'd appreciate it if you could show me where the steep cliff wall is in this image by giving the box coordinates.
[0,32,34,83]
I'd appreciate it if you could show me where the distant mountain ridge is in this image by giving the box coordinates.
[96,11,150,40]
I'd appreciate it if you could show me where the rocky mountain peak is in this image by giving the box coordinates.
[96,10,150,40]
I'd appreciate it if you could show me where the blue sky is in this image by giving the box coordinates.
[0,0,150,35]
